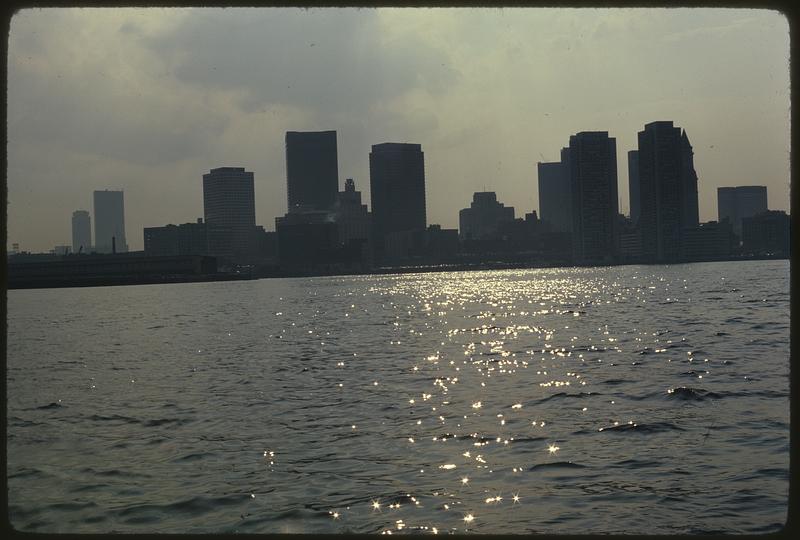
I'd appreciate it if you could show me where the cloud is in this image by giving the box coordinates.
[147,8,459,123]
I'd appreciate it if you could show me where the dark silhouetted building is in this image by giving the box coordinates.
[717,186,768,239]
[93,190,128,253]
[275,208,347,272]
[627,150,640,224]
[568,131,618,264]
[143,218,234,260]
[369,142,426,262]
[681,220,738,261]
[618,214,643,263]
[203,167,256,261]
[742,210,790,256]
[71,210,92,254]
[334,178,371,246]
[459,192,515,241]
[637,121,699,262]
[333,178,372,267]
[538,148,572,233]
[286,130,339,211]
[423,224,459,260]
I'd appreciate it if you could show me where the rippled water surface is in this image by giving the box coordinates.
[7,260,790,533]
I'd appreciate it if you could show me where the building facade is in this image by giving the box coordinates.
[459,192,515,241]
[636,121,699,262]
[202,167,256,261]
[285,130,339,211]
[334,178,371,246]
[568,131,618,264]
[717,186,768,239]
[537,149,572,233]
[369,143,427,261]
[93,190,128,254]
[627,150,640,225]
[71,210,92,254]
[742,210,790,256]
[144,222,204,256]
[680,220,738,261]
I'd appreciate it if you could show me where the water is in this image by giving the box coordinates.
[7,260,789,534]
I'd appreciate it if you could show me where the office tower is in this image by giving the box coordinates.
[627,150,640,224]
[568,131,618,263]
[637,121,700,262]
[717,186,768,238]
[71,210,91,254]
[285,130,339,211]
[538,148,572,233]
[680,131,700,228]
[369,143,427,259]
[459,192,515,240]
[202,167,256,259]
[334,178,371,246]
[93,190,128,253]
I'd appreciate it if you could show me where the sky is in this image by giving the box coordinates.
[7,7,790,252]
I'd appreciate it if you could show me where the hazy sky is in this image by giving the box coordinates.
[8,7,790,252]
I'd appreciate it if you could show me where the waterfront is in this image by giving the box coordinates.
[6,259,789,533]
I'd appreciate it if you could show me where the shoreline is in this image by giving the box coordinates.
[6,254,788,290]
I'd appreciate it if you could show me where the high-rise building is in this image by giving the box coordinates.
[369,142,426,260]
[459,192,515,240]
[334,178,371,246]
[93,190,128,253]
[680,131,700,228]
[627,150,640,224]
[202,167,256,260]
[538,148,572,233]
[285,130,339,211]
[71,210,92,254]
[637,121,699,262]
[717,186,768,238]
[568,131,618,263]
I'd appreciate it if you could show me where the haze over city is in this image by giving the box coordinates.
[7,7,790,253]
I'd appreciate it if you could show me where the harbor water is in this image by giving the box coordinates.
[7,260,790,534]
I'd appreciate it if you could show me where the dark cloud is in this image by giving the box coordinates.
[147,9,458,120]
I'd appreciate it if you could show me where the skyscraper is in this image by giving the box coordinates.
[637,121,699,262]
[717,186,768,238]
[202,167,256,259]
[627,150,640,224]
[93,190,128,253]
[285,130,339,211]
[71,210,91,254]
[369,143,427,259]
[567,131,618,263]
[537,147,572,233]
[334,178,371,246]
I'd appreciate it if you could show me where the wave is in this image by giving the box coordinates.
[529,461,586,471]
[598,421,684,433]
[537,391,598,403]
[34,402,65,410]
[665,387,721,401]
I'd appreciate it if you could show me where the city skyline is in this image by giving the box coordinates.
[7,7,790,252]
